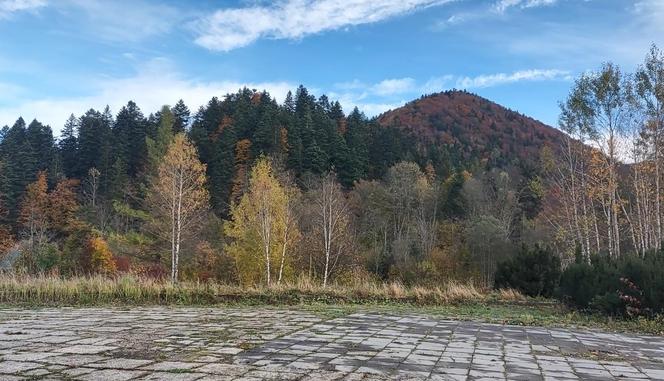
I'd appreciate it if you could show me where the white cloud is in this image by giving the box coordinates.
[0,59,295,135]
[421,75,454,93]
[0,0,46,18]
[371,78,416,96]
[455,69,570,88]
[493,0,557,13]
[193,0,455,51]
[328,91,404,117]
[327,69,569,116]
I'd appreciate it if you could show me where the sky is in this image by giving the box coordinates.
[0,0,662,136]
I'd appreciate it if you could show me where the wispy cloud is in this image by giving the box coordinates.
[455,69,570,88]
[193,0,455,51]
[0,0,46,18]
[435,0,558,30]
[328,69,570,116]
[371,78,417,96]
[493,0,557,13]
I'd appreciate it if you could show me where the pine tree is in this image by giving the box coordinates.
[172,99,191,133]
[0,118,37,218]
[26,119,55,177]
[59,115,79,179]
[78,109,112,181]
[114,101,147,177]
[146,105,175,177]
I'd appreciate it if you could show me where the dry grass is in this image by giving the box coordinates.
[496,288,527,302]
[0,274,528,307]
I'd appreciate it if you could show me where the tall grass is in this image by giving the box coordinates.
[0,274,526,306]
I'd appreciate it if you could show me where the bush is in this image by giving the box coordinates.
[35,243,61,273]
[559,251,664,316]
[86,235,116,275]
[494,245,560,297]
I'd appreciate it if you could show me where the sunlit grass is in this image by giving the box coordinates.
[0,274,662,334]
[0,274,524,306]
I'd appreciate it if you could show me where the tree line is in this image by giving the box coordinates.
[542,44,664,262]
[1,45,663,288]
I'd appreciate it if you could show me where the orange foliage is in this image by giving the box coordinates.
[48,178,81,233]
[86,235,116,274]
[211,115,234,142]
[230,139,252,205]
[0,226,13,256]
[279,127,289,155]
[377,91,566,164]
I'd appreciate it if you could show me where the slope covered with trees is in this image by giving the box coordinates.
[0,83,541,285]
[2,45,664,315]
[378,90,568,170]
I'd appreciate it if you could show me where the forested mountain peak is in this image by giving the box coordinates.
[377,90,567,168]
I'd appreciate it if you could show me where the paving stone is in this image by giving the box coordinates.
[55,344,116,354]
[141,361,200,371]
[88,357,154,369]
[0,360,43,373]
[0,307,662,380]
[77,369,147,381]
[139,371,206,380]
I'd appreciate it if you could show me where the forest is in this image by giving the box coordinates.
[2,45,664,316]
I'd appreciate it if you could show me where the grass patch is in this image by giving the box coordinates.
[300,302,664,335]
[0,274,524,306]
[1,274,663,335]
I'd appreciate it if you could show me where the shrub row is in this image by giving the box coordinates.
[495,246,664,317]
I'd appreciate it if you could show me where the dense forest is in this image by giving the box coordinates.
[2,46,664,313]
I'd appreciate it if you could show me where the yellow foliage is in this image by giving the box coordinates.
[224,158,300,286]
[87,236,116,274]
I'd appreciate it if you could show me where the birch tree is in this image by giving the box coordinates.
[225,158,298,286]
[309,172,351,287]
[148,133,209,283]
[635,44,664,250]
[562,63,630,258]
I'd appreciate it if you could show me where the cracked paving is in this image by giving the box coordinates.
[0,307,663,380]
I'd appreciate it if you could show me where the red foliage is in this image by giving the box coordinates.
[114,256,131,273]
[377,90,566,164]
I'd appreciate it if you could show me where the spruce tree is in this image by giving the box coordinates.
[59,115,79,179]
[172,99,190,133]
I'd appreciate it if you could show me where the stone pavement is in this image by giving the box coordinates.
[0,307,663,380]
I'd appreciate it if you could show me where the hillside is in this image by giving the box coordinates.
[377,90,566,167]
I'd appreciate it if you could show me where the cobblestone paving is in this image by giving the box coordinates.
[0,307,663,380]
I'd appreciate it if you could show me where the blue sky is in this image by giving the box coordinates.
[0,0,662,136]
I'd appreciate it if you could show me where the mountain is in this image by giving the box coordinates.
[376,90,566,168]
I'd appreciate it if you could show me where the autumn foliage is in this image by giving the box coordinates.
[86,235,116,274]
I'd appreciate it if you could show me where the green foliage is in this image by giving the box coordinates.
[35,243,60,273]
[559,252,664,316]
[494,245,561,297]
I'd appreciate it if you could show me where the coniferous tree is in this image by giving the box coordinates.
[78,109,112,183]
[59,115,79,179]
[26,119,55,177]
[114,101,147,177]
[0,118,37,217]
[146,105,176,176]
[172,99,191,133]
